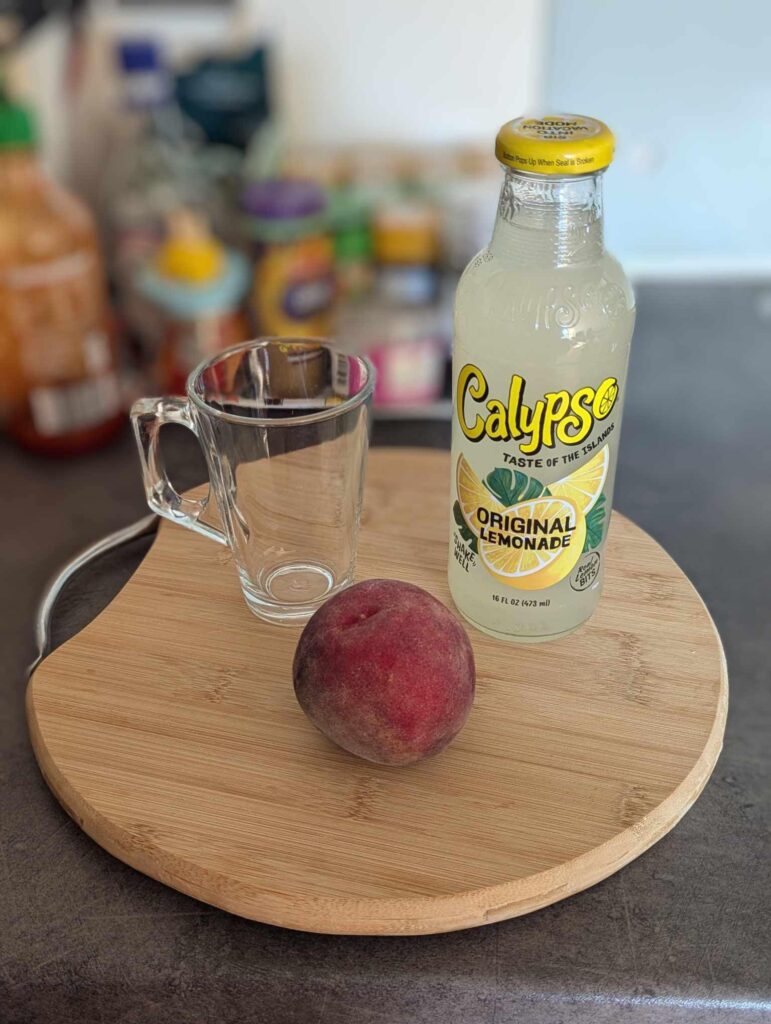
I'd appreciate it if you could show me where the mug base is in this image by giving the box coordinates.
[239,562,341,626]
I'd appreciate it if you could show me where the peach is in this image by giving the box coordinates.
[293,579,475,766]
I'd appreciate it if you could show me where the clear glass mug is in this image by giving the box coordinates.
[131,338,375,624]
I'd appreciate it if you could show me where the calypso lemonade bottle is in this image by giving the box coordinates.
[449,115,635,643]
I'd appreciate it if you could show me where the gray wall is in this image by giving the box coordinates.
[547,0,771,274]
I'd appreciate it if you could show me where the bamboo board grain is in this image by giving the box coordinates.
[27,448,727,935]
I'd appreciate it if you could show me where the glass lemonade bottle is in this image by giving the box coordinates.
[449,115,635,643]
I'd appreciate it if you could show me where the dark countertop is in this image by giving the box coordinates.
[2,284,769,1023]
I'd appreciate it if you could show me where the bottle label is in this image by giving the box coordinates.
[1,250,104,383]
[452,362,620,592]
[28,373,121,437]
[1,250,94,291]
[252,237,335,335]
[0,248,120,439]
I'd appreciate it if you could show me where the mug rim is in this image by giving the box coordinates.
[186,337,376,427]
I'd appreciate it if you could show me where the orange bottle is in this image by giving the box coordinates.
[0,92,123,454]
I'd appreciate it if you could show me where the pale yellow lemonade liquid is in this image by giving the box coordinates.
[449,116,635,642]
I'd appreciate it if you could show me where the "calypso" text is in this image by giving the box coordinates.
[456,363,619,454]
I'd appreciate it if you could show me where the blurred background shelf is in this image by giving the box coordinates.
[373,399,452,421]
[2,0,770,447]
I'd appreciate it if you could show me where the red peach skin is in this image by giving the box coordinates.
[293,579,476,766]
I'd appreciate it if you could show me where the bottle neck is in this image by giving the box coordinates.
[489,169,604,268]
[0,149,44,193]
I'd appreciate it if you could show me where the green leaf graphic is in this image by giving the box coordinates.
[583,494,607,552]
[484,467,549,506]
[453,501,478,553]
[484,467,516,505]
[522,475,548,501]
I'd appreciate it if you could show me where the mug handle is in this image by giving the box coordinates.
[131,396,227,546]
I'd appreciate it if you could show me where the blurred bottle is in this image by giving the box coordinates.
[243,179,336,337]
[104,39,206,354]
[372,201,440,307]
[0,90,123,454]
[342,180,448,409]
[137,210,249,393]
[328,188,373,300]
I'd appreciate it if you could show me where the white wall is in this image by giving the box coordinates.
[261,0,547,145]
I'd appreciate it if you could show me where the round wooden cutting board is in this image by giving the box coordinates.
[27,449,727,935]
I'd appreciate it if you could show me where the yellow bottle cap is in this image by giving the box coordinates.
[495,114,614,176]
[155,210,225,285]
[157,239,225,284]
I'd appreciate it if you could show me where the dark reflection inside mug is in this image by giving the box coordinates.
[193,342,369,419]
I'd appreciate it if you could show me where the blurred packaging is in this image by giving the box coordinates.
[337,297,449,408]
[243,179,336,338]
[176,43,271,150]
[277,143,476,409]
[137,210,249,393]
[0,88,122,454]
[334,172,449,408]
[103,39,208,351]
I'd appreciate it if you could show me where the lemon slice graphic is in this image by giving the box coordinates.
[547,445,608,515]
[480,496,586,591]
[456,454,503,535]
